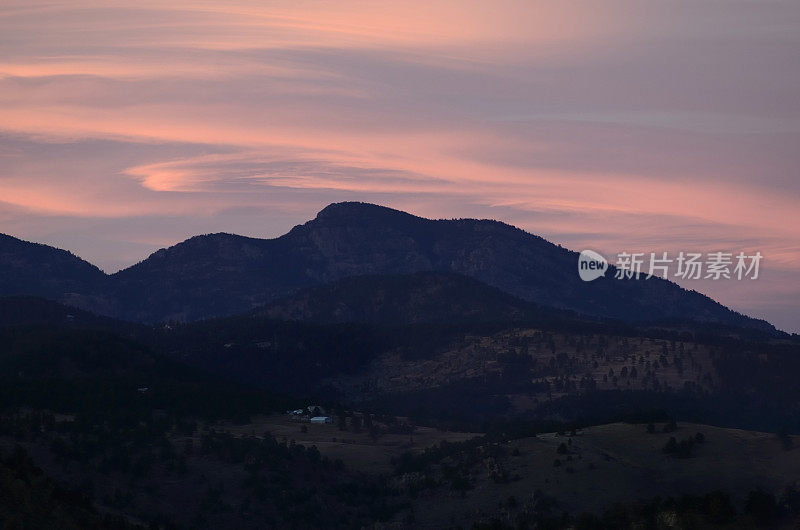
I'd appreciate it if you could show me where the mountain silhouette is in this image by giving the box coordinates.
[0,202,776,332]
[0,234,105,299]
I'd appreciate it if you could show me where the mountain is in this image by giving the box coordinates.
[0,203,777,332]
[0,234,105,301]
[107,202,774,331]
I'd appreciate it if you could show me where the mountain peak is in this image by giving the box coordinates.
[315,202,419,222]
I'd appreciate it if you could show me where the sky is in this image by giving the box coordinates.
[1,1,798,332]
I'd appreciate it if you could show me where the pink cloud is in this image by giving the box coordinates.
[0,0,798,330]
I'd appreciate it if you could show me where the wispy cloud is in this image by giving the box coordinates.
[1,0,798,330]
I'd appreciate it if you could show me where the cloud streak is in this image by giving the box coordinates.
[0,0,798,331]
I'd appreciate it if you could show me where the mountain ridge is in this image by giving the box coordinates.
[0,202,778,332]
[0,233,106,298]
